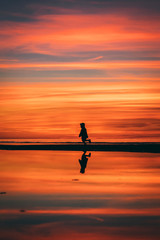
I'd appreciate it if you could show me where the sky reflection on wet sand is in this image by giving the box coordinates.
[0,150,160,240]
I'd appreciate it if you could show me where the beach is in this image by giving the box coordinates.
[0,142,160,153]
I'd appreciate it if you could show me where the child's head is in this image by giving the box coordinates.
[80,123,85,128]
[80,168,85,174]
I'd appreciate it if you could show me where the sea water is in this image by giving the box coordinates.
[0,150,160,240]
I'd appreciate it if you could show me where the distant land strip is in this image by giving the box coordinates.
[0,142,160,153]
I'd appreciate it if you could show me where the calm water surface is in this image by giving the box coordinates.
[0,150,160,240]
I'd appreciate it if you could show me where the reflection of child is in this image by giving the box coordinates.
[79,151,91,174]
[79,123,91,144]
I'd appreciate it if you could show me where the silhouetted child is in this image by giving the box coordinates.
[79,151,91,174]
[79,123,91,144]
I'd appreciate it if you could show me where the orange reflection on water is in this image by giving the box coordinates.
[0,150,160,240]
[0,150,160,196]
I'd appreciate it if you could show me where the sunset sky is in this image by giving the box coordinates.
[0,0,160,141]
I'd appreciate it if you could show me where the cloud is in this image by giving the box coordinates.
[0,11,159,85]
[1,0,160,22]
[88,56,104,61]
[0,13,159,55]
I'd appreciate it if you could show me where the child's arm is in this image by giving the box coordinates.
[85,128,88,138]
[86,153,91,157]
[79,130,82,137]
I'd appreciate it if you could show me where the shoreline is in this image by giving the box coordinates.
[0,142,159,153]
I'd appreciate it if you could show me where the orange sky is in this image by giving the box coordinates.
[0,1,160,141]
[0,81,160,141]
